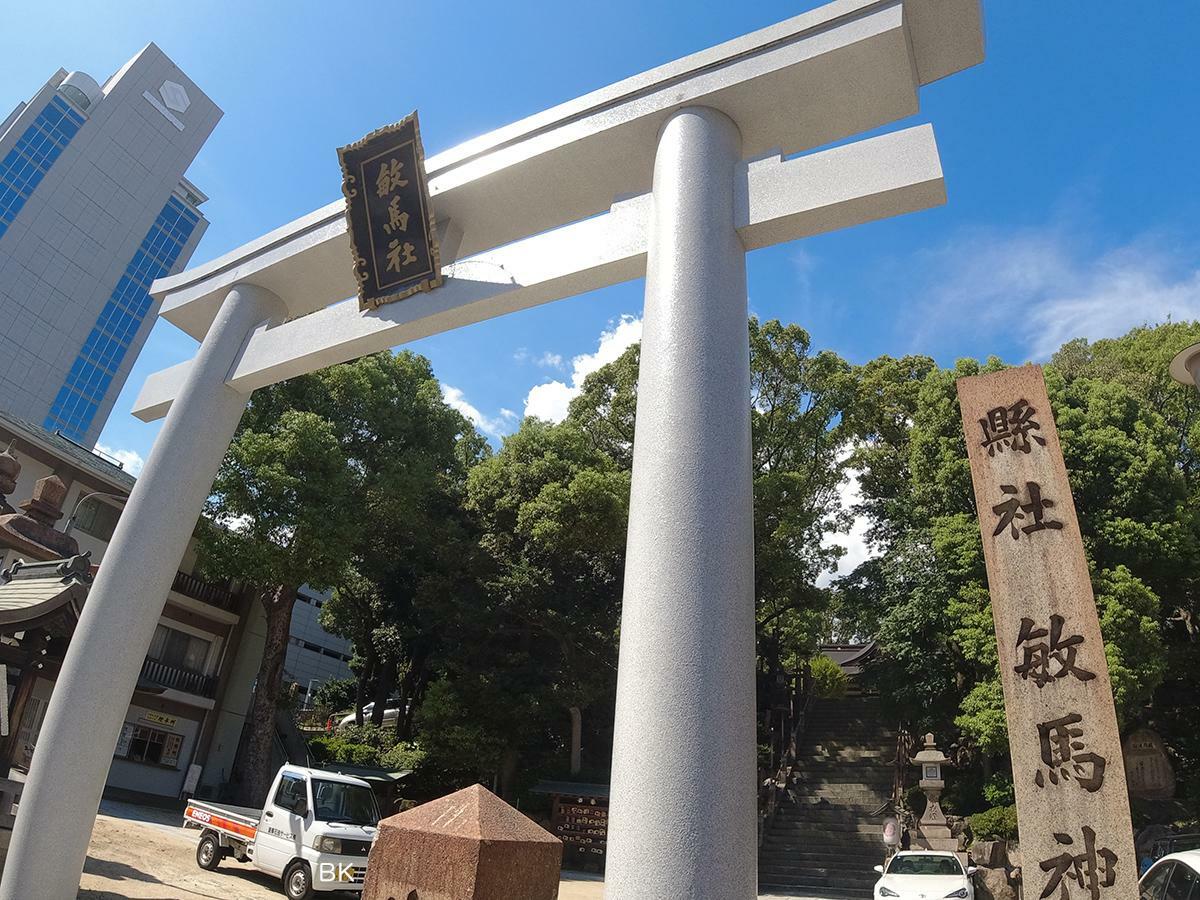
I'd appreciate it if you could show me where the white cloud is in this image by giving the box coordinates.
[524,382,576,424]
[817,466,875,588]
[524,315,643,422]
[94,443,144,476]
[910,226,1200,359]
[536,351,564,369]
[441,385,511,440]
[499,408,517,421]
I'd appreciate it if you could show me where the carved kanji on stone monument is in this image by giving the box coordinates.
[957,366,1137,900]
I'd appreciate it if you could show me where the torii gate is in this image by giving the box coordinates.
[1,2,983,897]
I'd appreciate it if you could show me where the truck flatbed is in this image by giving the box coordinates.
[184,799,260,840]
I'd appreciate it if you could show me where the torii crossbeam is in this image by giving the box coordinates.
[1,2,983,897]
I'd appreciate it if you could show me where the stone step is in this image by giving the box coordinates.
[760,850,885,867]
[759,872,880,890]
[759,884,872,900]
[793,772,893,783]
[802,745,889,757]
[770,807,870,822]
[759,862,881,879]
[790,792,890,804]
[757,872,879,890]
[762,836,883,851]
[768,825,883,840]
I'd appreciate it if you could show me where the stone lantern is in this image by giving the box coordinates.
[910,733,958,855]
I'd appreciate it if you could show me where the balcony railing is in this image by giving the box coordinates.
[139,657,218,699]
[171,570,239,612]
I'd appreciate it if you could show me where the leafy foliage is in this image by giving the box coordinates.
[309,724,426,771]
[982,772,1015,807]
[843,323,1200,796]
[311,677,357,713]
[808,655,849,700]
[970,805,1019,841]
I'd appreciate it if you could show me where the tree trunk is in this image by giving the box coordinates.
[395,650,429,740]
[370,655,395,727]
[569,706,583,775]
[498,746,520,801]
[240,584,299,805]
[355,650,374,727]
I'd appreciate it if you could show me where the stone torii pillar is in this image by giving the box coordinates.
[0,2,983,897]
[606,107,757,897]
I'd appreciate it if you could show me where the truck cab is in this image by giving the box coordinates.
[187,764,380,899]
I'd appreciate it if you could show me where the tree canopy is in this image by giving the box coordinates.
[215,319,1200,813]
[839,324,1200,802]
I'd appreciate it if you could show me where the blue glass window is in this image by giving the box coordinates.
[44,196,199,441]
[0,96,84,239]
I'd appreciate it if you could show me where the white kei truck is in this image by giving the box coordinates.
[183,764,380,899]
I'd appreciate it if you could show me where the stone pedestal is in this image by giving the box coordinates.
[362,784,562,900]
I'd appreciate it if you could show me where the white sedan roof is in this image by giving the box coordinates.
[1151,851,1200,871]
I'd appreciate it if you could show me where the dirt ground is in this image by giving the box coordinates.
[76,812,814,899]
[78,812,605,899]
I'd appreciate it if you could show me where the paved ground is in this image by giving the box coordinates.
[76,801,840,899]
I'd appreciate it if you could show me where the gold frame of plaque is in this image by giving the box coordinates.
[338,111,443,311]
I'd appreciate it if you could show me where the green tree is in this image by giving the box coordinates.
[200,351,480,803]
[200,409,359,804]
[427,418,630,797]
[844,326,1197,780]
[566,319,858,663]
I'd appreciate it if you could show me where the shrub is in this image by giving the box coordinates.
[970,804,1018,841]
[982,772,1014,807]
[809,655,849,700]
[312,677,357,712]
[308,724,425,771]
[381,741,427,772]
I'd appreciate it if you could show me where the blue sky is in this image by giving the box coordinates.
[5,1,1200,483]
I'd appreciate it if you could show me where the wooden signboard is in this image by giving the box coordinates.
[550,792,608,870]
[957,366,1137,900]
[338,111,442,310]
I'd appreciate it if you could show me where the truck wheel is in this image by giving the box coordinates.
[283,860,315,900]
[196,832,221,870]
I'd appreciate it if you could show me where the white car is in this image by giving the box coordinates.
[337,700,403,730]
[874,850,977,900]
[1139,849,1200,899]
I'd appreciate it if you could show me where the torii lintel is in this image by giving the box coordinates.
[145,0,981,341]
[134,123,945,421]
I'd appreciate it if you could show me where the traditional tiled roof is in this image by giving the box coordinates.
[819,642,878,676]
[0,408,135,492]
[0,554,91,631]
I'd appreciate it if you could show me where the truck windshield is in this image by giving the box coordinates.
[312,779,379,826]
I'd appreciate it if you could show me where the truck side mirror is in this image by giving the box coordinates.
[874,865,884,874]
[293,797,308,817]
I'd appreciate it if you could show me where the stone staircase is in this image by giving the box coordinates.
[759,696,897,897]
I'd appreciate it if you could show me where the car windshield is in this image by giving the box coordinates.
[312,779,379,826]
[888,856,963,876]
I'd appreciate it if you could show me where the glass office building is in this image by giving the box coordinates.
[0,45,220,445]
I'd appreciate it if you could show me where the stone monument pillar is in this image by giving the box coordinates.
[361,784,561,900]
